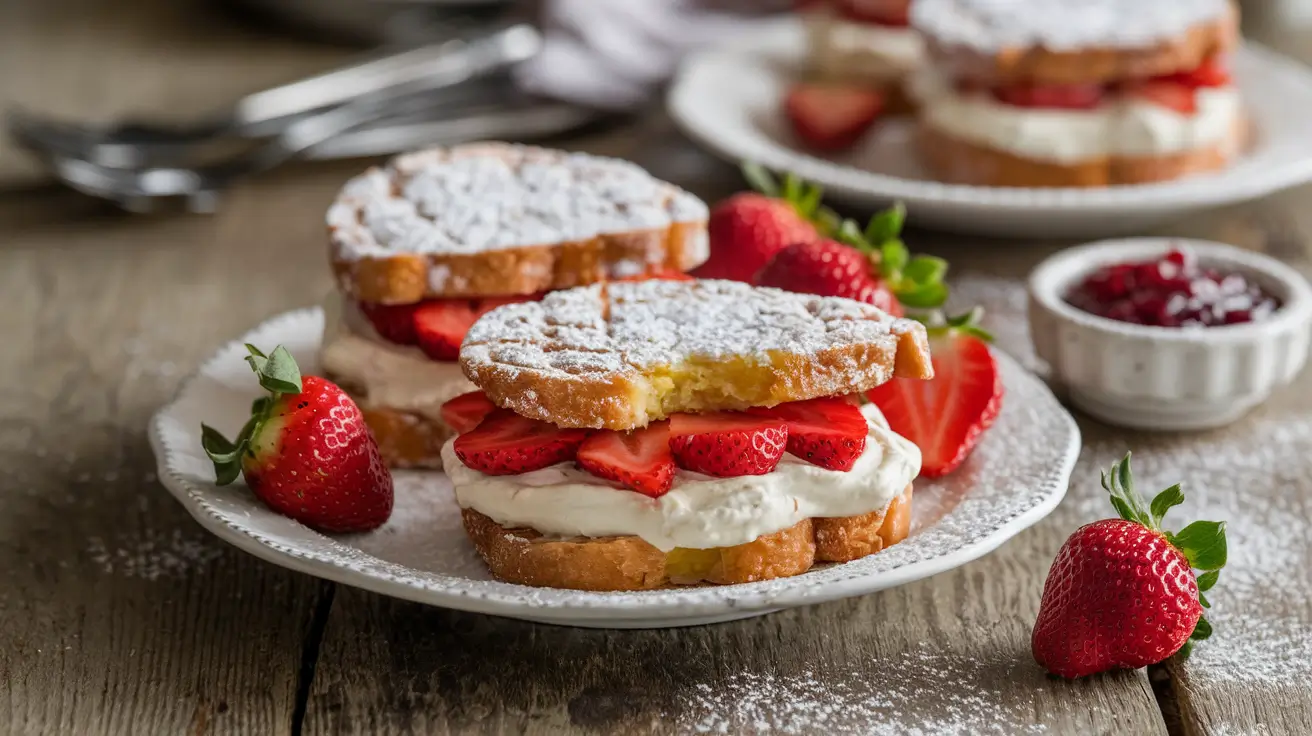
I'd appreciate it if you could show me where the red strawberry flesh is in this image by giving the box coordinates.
[453,409,588,475]
[866,332,1001,477]
[577,421,676,497]
[359,302,418,345]
[668,412,788,477]
[784,82,885,152]
[440,391,497,435]
[413,300,480,361]
[749,397,868,471]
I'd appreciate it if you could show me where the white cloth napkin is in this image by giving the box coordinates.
[515,0,789,110]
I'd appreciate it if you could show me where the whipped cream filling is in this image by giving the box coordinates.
[441,404,921,551]
[914,71,1242,162]
[807,13,925,81]
[319,294,474,422]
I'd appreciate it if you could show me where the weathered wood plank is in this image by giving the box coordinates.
[0,160,365,735]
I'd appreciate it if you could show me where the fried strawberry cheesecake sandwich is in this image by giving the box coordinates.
[320,143,710,469]
[437,278,934,591]
[909,0,1243,186]
[799,0,926,113]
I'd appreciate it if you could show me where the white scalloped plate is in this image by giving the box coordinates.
[667,18,1312,238]
[149,308,1079,628]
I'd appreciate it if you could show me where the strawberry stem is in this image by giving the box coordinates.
[201,344,303,486]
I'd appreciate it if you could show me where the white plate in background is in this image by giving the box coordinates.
[667,18,1312,238]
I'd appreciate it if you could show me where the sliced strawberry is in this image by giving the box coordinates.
[748,397,868,471]
[1127,82,1196,114]
[866,329,1002,477]
[359,301,419,345]
[668,412,788,477]
[453,409,588,475]
[440,391,497,435]
[413,300,480,361]
[837,0,910,26]
[1166,54,1230,88]
[993,84,1105,110]
[784,82,884,152]
[577,421,676,497]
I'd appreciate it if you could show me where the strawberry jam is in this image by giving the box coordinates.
[1065,248,1280,328]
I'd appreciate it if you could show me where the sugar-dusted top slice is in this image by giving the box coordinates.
[460,279,934,429]
[912,0,1230,53]
[328,142,708,259]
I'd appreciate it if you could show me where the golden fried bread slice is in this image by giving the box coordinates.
[327,143,710,305]
[461,487,912,591]
[460,279,933,430]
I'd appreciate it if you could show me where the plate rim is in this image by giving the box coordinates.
[667,17,1312,214]
[149,307,1081,625]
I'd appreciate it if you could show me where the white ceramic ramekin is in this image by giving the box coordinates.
[1028,238,1312,430]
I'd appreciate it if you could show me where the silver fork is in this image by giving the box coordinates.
[7,22,543,170]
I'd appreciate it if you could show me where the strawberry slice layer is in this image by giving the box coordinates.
[440,391,497,435]
[577,421,676,497]
[359,302,419,345]
[784,82,885,152]
[992,84,1104,110]
[453,409,588,475]
[413,301,480,361]
[668,412,788,477]
[361,293,542,360]
[866,332,1002,477]
[749,396,868,471]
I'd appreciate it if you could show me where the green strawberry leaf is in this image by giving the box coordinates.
[782,172,803,204]
[201,424,241,463]
[837,220,867,251]
[741,161,779,197]
[244,343,267,359]
[1199,592,1211,609]
[1191,617,1213,641]
[896,281,949,309]
[903,255,948,286]
[814,206,842,237]
[255,345,303,396]
[879,239,910,279]
[201,424,245,485]
[251,396,270,416]
[1177,640,1194,660]
[1150,484,1184,529]
[1173,520,1228,570]
[1197,569,1220,592]
[864,202,906,245]
[211,458,242,486]
[796,183,824,219]
[1109,496,1137,525]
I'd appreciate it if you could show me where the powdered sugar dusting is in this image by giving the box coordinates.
[912,0,1229,53]
[462,279,923,386]
[328,142,708,260]
[671,649,1047,735]
[87,528,223,580]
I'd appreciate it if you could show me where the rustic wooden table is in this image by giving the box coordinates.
[3,1,1311,734]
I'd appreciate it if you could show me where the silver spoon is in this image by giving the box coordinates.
[8,22,542,170]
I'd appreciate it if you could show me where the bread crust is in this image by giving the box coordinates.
[327,143,710,305]
[461,486,913,591]
[461,280,935,431]
[921,3,1239,86]
[916,116,1244,187]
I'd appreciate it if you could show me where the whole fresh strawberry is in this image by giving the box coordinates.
[1032,453,1226,678]
[758,203,950,318]
[865,308,1001,476]
[784,82,886,151]
[696,164,835,283]
[202,344,393,532]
